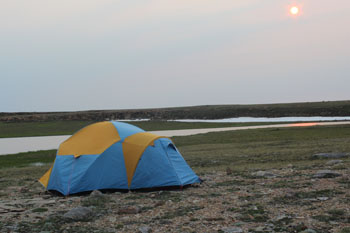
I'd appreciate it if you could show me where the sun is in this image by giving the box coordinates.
[290,6,300,15]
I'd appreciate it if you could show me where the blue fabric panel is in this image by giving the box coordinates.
[72,142,128,193]
[47,154,99,195]
[130,139,181,189]
[47,155,72,195]
[160,138,201,186]
[111,121,144,139]
[63,154,100,194]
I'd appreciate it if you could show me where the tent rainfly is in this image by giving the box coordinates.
[39,121,200,195]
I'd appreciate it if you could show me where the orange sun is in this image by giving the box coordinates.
[290,6,300,15]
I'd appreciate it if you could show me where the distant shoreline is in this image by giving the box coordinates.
[1,100,350,123]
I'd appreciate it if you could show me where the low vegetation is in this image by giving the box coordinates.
[0,120,281,138]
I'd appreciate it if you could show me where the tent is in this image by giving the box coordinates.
[39,121,200,195]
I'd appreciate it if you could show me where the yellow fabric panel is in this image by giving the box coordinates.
[39,165,53,188]
[122,132,167,187]
[58,121,120,157]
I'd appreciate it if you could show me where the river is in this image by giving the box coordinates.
[1,120,350,155]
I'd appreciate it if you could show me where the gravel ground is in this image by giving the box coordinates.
[1,161,350,233]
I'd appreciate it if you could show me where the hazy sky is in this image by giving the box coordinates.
[1,0,349,112]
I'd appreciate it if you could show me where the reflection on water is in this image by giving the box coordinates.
[171,116,350,123]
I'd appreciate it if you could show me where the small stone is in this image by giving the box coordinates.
[313,170,341,178]
[63,207,93,221]
[154,201,165,207]
[221,227,243,233]
[317,197,329,201]
[118,206,141,214]
[252,171,277,178]
[275,214,290,221]
[326,160,343,165]
[166,200,173,205]
[254,226,266,231]
[300,229,317,233]
[312,153,350,159]
[108,216,117,222]
[31,162,45,167]
[181,226,193,232]
[90,190,103,197]
[233,222,244,226]
[139,226,151,233]
[20,187,29,193]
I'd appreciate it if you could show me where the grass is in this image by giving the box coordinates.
[32,208,48,213]
[0,120,284,138]
[81,195,111,209]
[0,150,56,169]
[238,204,269,222]
[173,124,350,172]
[0,121,94,138]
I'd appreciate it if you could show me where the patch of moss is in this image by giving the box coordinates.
[32,207,48,213]
[238,204,269,222]
[156,206,203,220]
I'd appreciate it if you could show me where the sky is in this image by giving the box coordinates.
[1,0,349,112]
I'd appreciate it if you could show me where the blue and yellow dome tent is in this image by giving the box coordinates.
[39,121,200,195]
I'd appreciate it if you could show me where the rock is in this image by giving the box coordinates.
[108,216,117,222]
[252,171,277,178]
[31,162,45,167]
[317,197,329,201]
[253,226,266,231]
[326,160,343,165]
[313,170,342,178]
[181,226,193,232]
[300,229,317,233]
[275,214,291,221]
[221,227,243,233]
[154,201,165,207]
[63,207,93,221]
[118,206,141,214]
[312,153,350,159]
[20,187,29,193]
[226,167,233,175]
[139,226,152,233]
[0,208,8,213]
[90,190,103,197]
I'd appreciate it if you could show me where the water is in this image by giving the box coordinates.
[1,117,350,155]
[170,116,350,123]
[0,135,69,155]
